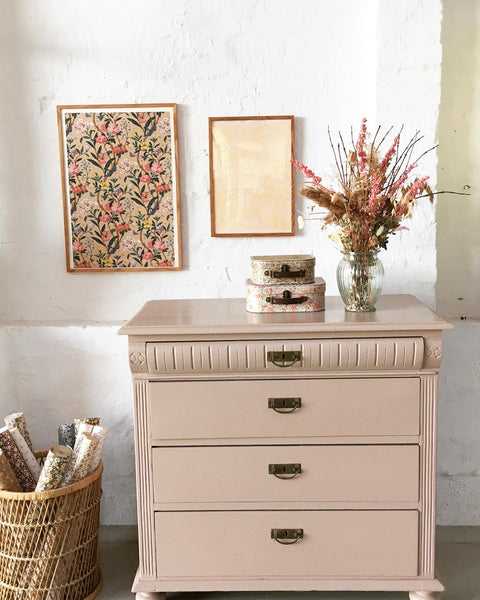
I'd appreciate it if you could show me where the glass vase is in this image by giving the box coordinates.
[336,251,384,312]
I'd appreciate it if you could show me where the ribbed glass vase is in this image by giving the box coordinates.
[336,251,384,312]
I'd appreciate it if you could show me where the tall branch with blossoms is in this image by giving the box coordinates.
[293,119,438,252]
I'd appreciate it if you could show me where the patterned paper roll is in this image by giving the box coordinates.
[76,423,108,475]
[73,417,100,438]
[9,427,41,481]
[0,426,36,491]
[20,448,72,594]
[4,412,34,451]
[62,432,98,486]
[35,445,72,492]
[0,448,21,492]
[58,423,76,449]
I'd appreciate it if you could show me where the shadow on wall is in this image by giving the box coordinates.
[437,0,480,319]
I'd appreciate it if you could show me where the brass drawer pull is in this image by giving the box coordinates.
[264,265,306,279]
[269,463,302,479]
[268,397,302,413]
[267,350,301,368]
[271,528,304,545]
[266,290,307,305]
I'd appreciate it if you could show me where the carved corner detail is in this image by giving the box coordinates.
[130,351,146,365]
[128,341,148,373]
[426,345,442,361]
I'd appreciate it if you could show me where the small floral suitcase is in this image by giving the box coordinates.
[250,254,315,285]
[246,277,326,313]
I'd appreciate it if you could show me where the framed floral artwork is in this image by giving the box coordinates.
[209,115,295,236]
[57,104,182,271]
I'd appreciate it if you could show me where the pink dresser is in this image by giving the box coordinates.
[120,295,452,600]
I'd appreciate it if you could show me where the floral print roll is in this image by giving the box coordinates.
[62,432,99,486]
[9,426,41,481]
[4,412,34,451]
[76,423,108,475]
[0,448,21,492]
[58,423,76,449]
[35,445,73,492]
[73,417,100,439]
[0,426,36,491]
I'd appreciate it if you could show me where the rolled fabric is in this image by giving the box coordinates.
[62,432,98,486]
[4,412,34,451]
[73,417,100,439]
[35,445,72,492]
[20,448,72,595]
[0,426,36,491]
[0,448,21,492]
[9,426,41,481]
[58,423,76,449]
[76,423,108,475]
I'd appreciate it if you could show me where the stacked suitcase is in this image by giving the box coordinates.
[246,254,325,313]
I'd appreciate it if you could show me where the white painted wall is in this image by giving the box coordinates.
[0,0,477,525]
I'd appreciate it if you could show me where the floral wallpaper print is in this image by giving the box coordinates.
[59,105,181,271]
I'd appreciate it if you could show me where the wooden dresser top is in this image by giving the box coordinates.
[119,295,452,337]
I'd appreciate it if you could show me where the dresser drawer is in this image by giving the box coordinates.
[146,337,424,374]
[152,445,419,505]
[154,510,419,578]
[149,378,420,441]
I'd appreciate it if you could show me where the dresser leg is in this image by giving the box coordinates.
[409,592,442,600]
[135,593,166,600]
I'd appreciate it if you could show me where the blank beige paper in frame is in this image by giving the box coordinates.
[58,104,182,271]
[209,116,295,236]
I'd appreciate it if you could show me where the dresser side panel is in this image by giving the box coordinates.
[419,374,438,578]
[133,379,156,578]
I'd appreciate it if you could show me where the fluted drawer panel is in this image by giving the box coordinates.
[146,337,424,374]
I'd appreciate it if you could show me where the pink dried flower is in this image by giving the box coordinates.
[381,136,399,169]
[356,118,368,173]
[391,162,417,193]
[395,202,409,217]
[291,160,322,184]
[406,175,429,201]
[367,173,381,214]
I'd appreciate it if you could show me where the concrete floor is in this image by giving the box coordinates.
[98,528,480,600]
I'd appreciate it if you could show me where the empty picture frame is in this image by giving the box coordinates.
[58,103,182,271]
[209,116,295,236]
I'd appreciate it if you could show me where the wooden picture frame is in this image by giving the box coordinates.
[209,116,295,237]
[58,103,182,271]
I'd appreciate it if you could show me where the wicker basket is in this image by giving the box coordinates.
[0,450,102,600]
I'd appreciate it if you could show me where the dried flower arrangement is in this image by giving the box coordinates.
[293,118,436,253]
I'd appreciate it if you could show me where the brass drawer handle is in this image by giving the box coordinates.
[269,463,302,479]
[264,265,306,279]
[271,528,304,545]
[268,397,302,413]
[267,350,301,368]
[266,290,307,305]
